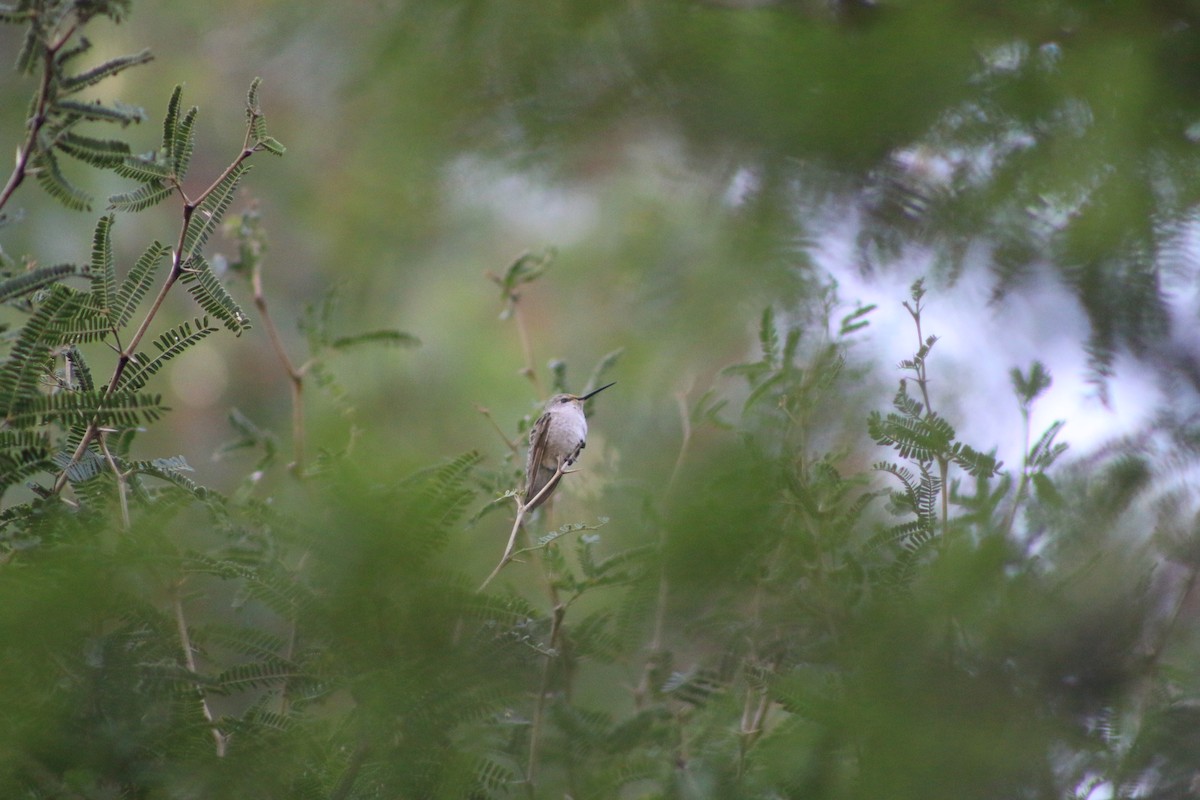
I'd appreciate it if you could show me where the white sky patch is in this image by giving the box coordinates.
[722,165,761,208]
[820,242,1162,468]
[446,155,599,245]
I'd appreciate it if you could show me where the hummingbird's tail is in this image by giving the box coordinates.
[525,463,562,512]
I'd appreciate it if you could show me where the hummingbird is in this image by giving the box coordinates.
[523,382,615,512]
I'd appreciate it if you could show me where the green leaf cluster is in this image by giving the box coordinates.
[0,10,280,509]
[6,0,150,211]
[9,5,1200,800]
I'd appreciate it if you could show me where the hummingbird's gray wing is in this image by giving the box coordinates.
[524,410,557,511]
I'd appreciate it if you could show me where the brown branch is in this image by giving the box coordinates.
[172,584,227,757]
[527,601,564,790]
[252,259,306,473]
[0,25,69,214]
[512,294,544,398]
[478,460,568,592]
[51,118,266,496]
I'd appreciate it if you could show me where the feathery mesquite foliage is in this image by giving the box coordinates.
[5,5,1200,800]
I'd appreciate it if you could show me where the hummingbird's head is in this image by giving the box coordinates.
[546,381,615,409]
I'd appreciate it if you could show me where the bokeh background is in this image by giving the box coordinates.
[7,0,1198,502]
[7,4,1200,796]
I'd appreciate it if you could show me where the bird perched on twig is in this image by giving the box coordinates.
[524,382,615,511]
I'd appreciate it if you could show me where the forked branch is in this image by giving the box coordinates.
[478,460,568,592]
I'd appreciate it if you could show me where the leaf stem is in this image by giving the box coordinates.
[172,583,227,757]
[252,258,306,473]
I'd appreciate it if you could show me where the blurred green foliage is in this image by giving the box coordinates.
[6,1,1200,798]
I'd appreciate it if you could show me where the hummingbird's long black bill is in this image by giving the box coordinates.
[579,381,616,401]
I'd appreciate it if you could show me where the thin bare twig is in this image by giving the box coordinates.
[527,601,564,790]
[478,461,568,592]
[512,297,544,398]
[252,260,306,473]
[172,584,226,756]
[97,431,130,530]
[475,404,520,455]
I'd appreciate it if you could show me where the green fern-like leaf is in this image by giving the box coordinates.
[88,214,117,319]
[108,180,173,212]
[5,389,168,429]
[51,98,146,126]
[578,540,648,586]
[891,383,925,419]
[1029,420,1068,470]
[0,263,80,303]
[329,329,420,350]
[246,77,264,125]
[63,346,94,392]
[873,460,920,516]
[114,154,174,182]
[182,161,248,256]
[743,370,785,412]
[840,302,877,336]
[244,77,286,156]
[114,241,169,327]
[199,622,287,662]
[948,442,1001,478]
[160,85,182,159]
[395,451,483,542]
[56,131,131,168]
[127,455,201,498]
[257,135,285,157]
[119,317,217,391]
[33,149,91,211]
[14,23,38,75]
[0,430,53,492]
[1011,360,1052,408]
[36,283,112,344]
[184,554,317,619]
[917,466,940,521]
[868,410,955,464]
[299,284,338,350]
[52,447,107,485]
[172,106,198,179]
[54,33,93,69]
[759,305,779,369]
[571,609,624,662]
[178,256,250,335]
[213,659,309,694]
[59,49,153,94]
[473,753,520,798]
[0,285,76,415]
[888,529,939,587]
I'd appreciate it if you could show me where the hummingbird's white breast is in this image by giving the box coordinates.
[544,402,588,457]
